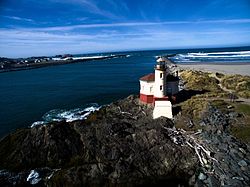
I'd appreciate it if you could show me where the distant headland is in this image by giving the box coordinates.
[0,54,128,73]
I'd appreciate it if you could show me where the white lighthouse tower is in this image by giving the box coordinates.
[154,57,168,98]
[153,57,173,119]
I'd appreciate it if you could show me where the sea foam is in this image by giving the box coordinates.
[30,104,100,128]
[171,50,250,63]
[27,170,41,185]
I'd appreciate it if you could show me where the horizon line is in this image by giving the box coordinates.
[2,45,250,59]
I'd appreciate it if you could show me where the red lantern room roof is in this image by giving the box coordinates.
[140,73,155,82]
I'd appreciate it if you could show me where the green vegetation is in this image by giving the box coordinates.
[230,126,250,143]
[179,93,250,143]
[178,70,250,143]
[192,92,230,99]
[180,70,222,93]
[230,104,250,143]
[215,72,225,79]
[238,90,250,99]
[181,70,250,99]
[210,99,229,112]
[181,98,209,120]
[175,99,228,131]
[235,104,250,115]
[180,98,229,121]
[221,74,250,98]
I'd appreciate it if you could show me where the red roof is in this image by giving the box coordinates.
[140,73,155,82]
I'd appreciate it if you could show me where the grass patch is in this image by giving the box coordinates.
[235,104,250,116]
[237,90,250,99]
[229,103,250,143]
[181,98,209,120]
[176,98,232,131]
[230,125,250,143]
[180,70,221,93]
[221,74,250,98]
[215,72,225,79]
[210,99,228,109]
[179,70,250,143]
[180,99,229,122]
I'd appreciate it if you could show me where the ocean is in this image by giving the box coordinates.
[0,46,250,137]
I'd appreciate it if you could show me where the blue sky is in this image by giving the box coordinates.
[0,0,250,57]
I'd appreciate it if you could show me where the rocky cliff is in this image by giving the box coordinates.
[0,95,198,186]
[0,95,249,187]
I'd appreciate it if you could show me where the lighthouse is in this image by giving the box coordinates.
[154,58,168,99]
[139,57,179,119]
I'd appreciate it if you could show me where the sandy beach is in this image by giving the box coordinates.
[178,63,250,76]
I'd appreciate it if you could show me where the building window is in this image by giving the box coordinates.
[160,73,163,79]
[160,85,163,90]
[150,86,153,93]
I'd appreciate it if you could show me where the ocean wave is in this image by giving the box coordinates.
[186,53,250,57]
[171,50,250,63]
[30,103,100,128]
[30,121,46,128]
[178,51,250,58]
[72,56,109,60]
[182,54,250,58]
[189,50,250,55]
[52,55,118,61]
[27,170,41,185]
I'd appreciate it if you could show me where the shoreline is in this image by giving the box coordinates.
[0,54,127,73]
[177,62,250,65]
[178,63,250,75]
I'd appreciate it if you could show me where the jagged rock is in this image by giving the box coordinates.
[198,173,207,181]
[207,175,220,187]
[198,104,250,187]
[0,95,198,186]
[1,95,250,187]
[238,160,248,167]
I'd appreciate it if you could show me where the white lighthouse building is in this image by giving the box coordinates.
[139,57,179,119]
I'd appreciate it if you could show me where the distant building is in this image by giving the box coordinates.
[0,62,4,69]
[34,59,41,63]
[139,57,179,119]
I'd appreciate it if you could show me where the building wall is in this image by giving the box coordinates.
[154,69,168,98]
[140,81,154,95]
[166,81,179,95]
[153,100,173,119]
[140,94,154,104]
[154,96,169,102]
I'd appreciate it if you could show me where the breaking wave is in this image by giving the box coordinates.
[31,103,100,128]
[27,170,41,185]
[170,50,250,63]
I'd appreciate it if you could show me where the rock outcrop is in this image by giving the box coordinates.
[0,95,249,186]
[198,105,250,187]
[0,95,198,186]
